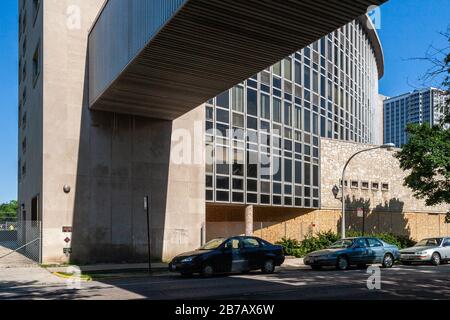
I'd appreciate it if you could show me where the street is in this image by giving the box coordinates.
[1,263,450,300]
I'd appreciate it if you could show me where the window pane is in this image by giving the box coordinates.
[216,109,229,124]
[304,163,311,185]
[232,86,244,112]
[304,109,311,132]
[247,89,257,116]
[232,113,244,128]
[216,176,230,189]
[216,191,229,202]
[284,103,292,126]
[295,61,301,85]
[217,91,229,109]
[273,61,281,76]
[261,93,270,120]
[295,161,302,184]
[284,58,292,80]
[273,98,281,123]
[284,159,292,183]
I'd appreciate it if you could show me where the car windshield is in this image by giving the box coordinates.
[415,238,442,247]
[329,239,354,249]
[199,238,226,250]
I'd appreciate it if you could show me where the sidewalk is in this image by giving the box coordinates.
[46,262,168,274]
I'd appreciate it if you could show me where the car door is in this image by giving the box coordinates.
[241,237,262,270]
[349,238,370,265]
[442,238,450,260]
[221,238,247,273]
[366,238,385,264]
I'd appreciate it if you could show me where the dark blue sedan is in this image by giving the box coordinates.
[169,236,285,277]
[304,237,401,270]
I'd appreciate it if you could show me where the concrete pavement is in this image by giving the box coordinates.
[1,261,449,300]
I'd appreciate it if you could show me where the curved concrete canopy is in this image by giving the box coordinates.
[358,15,384,79]
[89,0,387,120]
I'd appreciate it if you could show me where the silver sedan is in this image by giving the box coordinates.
[400,238,450,266]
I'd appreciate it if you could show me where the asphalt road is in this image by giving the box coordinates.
[1,263,450,300]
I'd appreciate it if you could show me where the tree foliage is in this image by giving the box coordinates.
[396,31,450,222]
[0,200,18,219]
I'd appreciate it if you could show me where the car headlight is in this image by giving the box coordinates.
[416,251,428,255]
[181,257,195,263]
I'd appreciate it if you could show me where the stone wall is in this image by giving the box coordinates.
[320,138,448,214]
[207,205,449,244]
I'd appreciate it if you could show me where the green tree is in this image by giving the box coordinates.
[396,32,450,222]
[0,200,19,219]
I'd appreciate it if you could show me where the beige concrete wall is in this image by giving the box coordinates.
[33,0,205,264]
[18,0,44,225]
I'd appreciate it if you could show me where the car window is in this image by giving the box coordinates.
[416,238,442,247]
[443,239,450,247]
[200,238,225,250]
[367,238,383,248]
[224,239,240,250]
[355,238,368,248]
[242,238,260,248]
[329,239,353,249]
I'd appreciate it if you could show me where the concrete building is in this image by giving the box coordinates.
[383,88,447,147]
[18,0,448,265]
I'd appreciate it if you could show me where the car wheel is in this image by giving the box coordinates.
[336,256,349,271]
[431,252,441,266]
[311,265,322,271]
[201,263,214,277]
[262,260,275,274]
[382,254,394,268]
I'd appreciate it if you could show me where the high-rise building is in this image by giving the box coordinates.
[383,88,447,147]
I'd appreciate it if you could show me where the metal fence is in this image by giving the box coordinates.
[0,220,41,264]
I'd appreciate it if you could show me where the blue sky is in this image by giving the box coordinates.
[0,0,449,203]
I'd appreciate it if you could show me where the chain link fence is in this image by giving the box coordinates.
[0,220,41,265]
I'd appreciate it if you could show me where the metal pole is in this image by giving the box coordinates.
[362,208,366,236]
[340,146,385,239]
[341,168,346,239]
[145,196,152,274]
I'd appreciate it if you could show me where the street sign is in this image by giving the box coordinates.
[63,248,72,254]
[144,196,149,210]
[62,226,72,233]
[64,237,71,244]
[357,208,364,218]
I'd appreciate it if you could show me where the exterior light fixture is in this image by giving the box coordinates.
[63,185,71,194]
[332,185,340,199]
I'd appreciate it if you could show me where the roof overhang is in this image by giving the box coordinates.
[89,0,387,120]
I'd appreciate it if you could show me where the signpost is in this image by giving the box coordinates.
[144,196,152,274]
[62,226,72,256]
[357,208,366,236]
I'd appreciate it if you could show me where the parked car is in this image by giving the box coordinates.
[304,237,401,271]
[400,237,450,266]
[169,236,285,277]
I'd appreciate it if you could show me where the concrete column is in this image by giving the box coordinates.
[245,206,254,236]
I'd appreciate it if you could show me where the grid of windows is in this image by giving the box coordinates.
[206,20,380,209]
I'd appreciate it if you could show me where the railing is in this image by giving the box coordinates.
[0,220,41,263]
